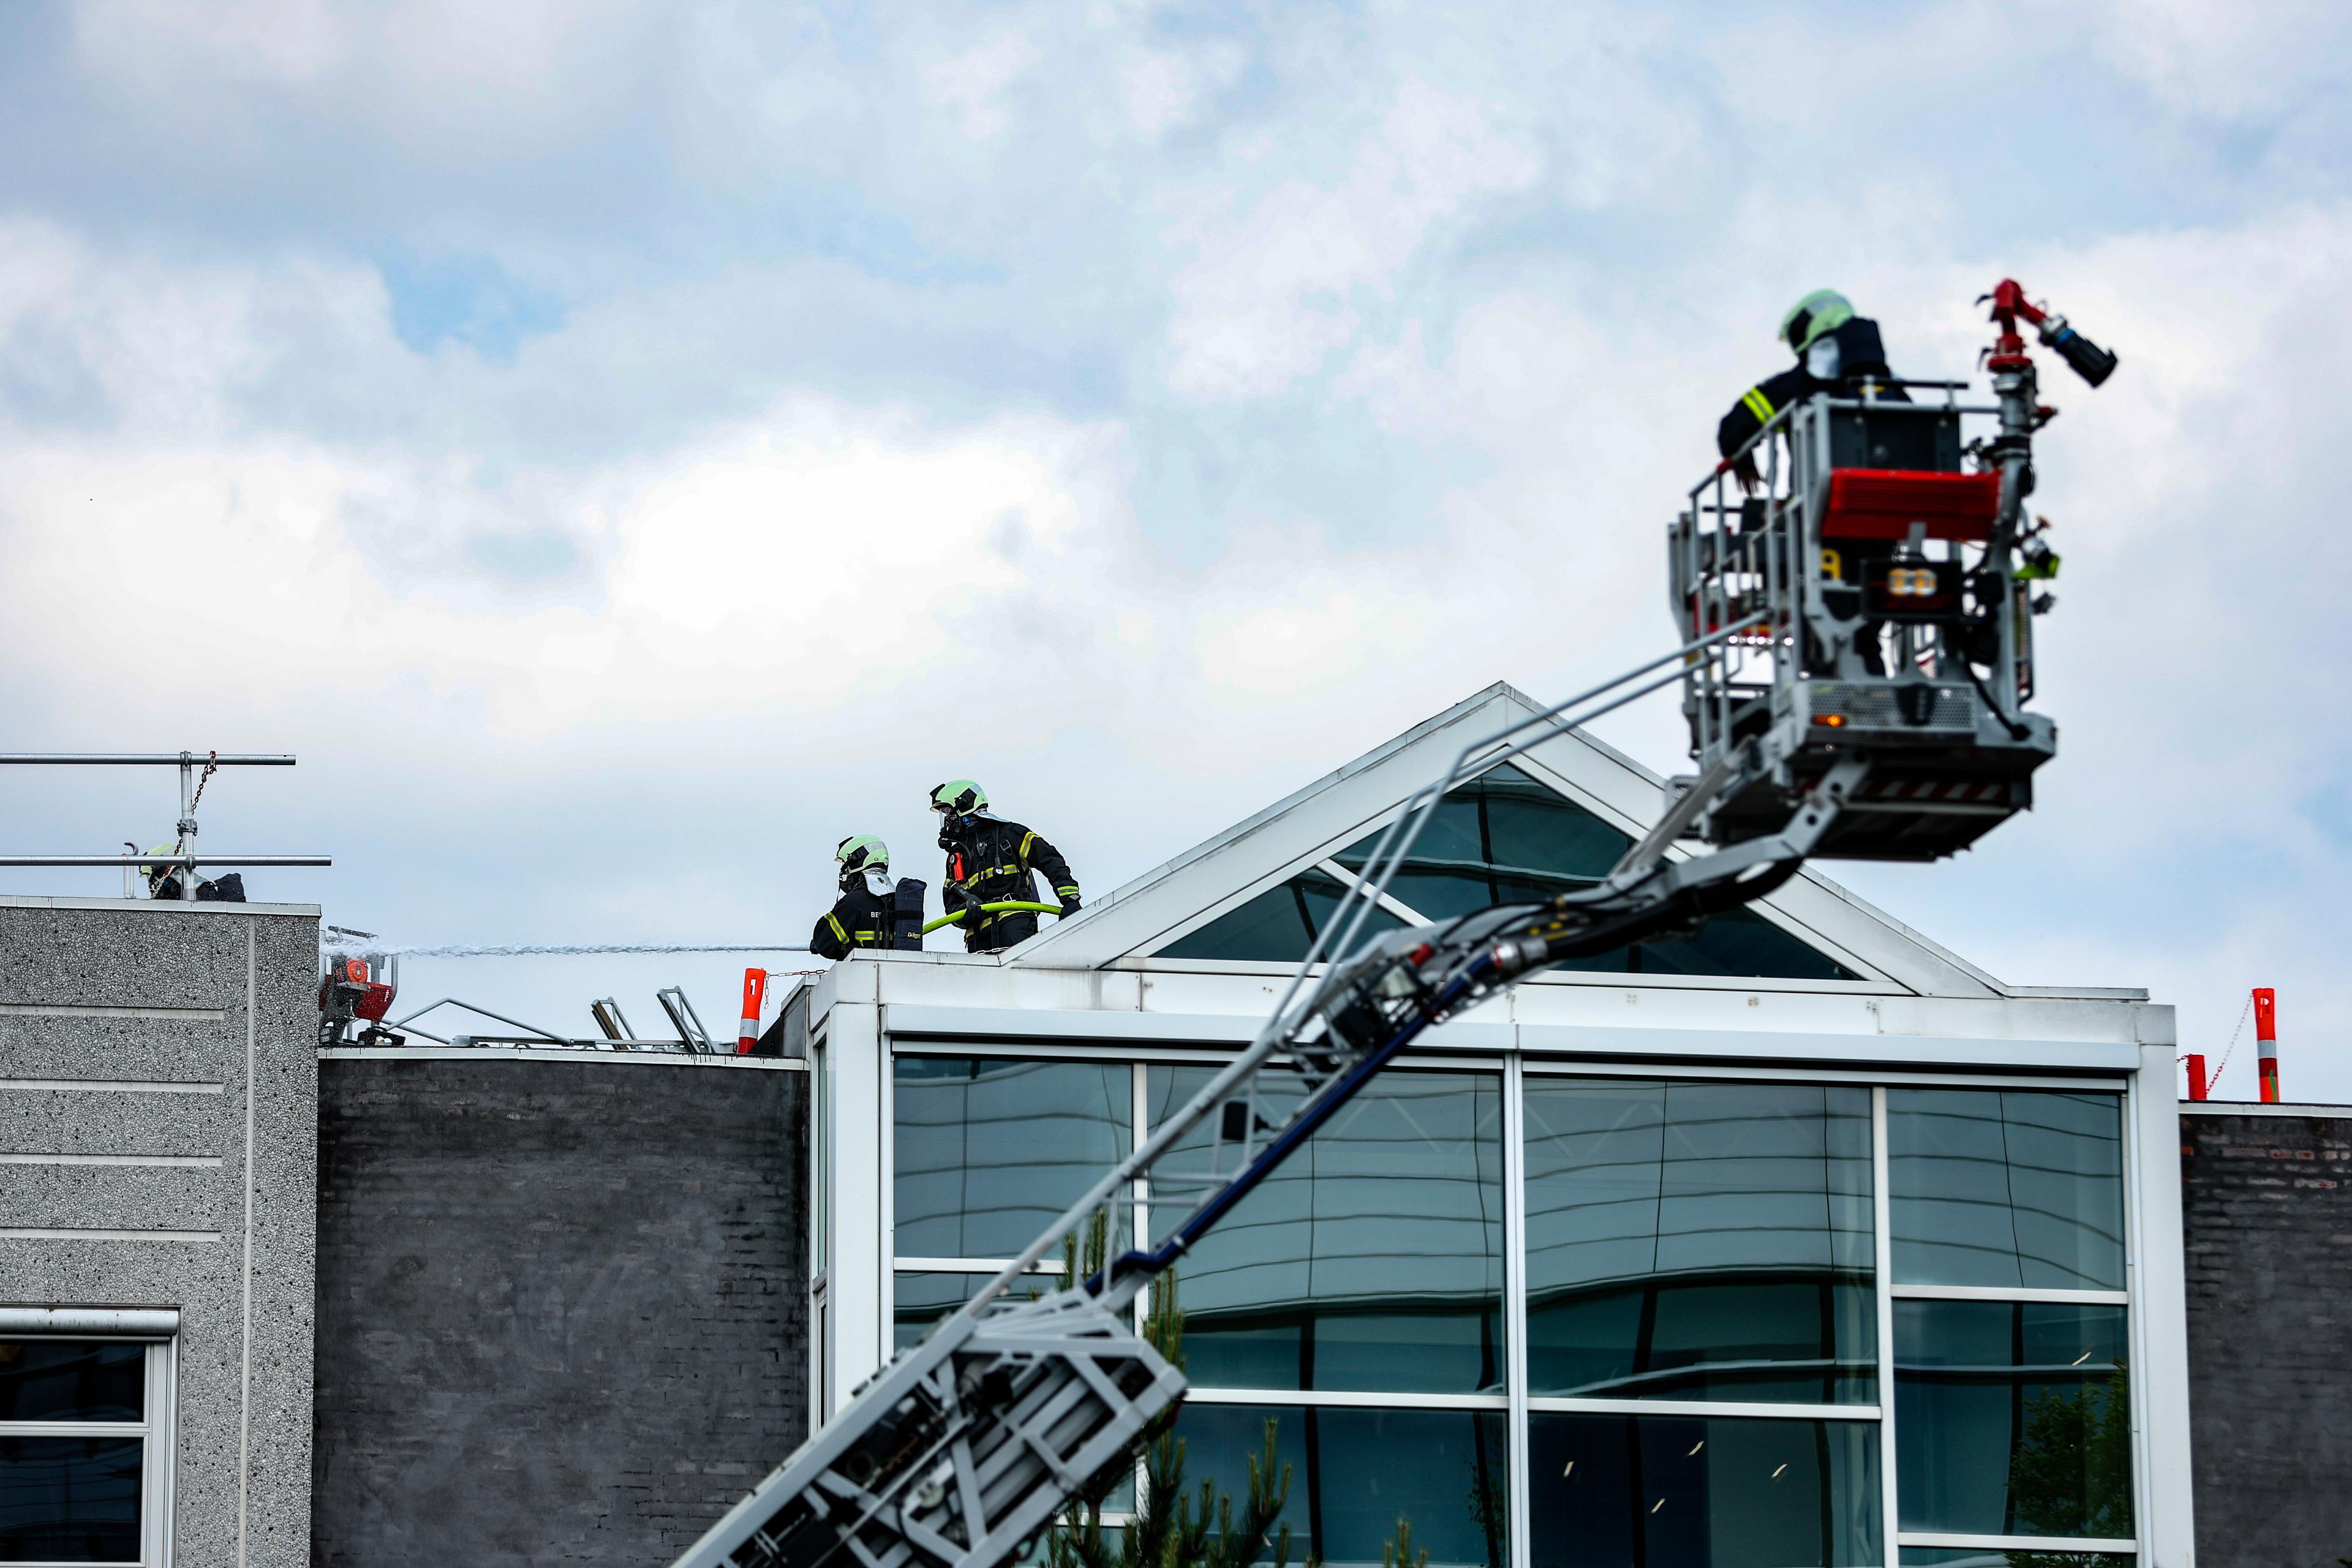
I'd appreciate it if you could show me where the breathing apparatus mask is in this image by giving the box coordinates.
[929,780,988,851]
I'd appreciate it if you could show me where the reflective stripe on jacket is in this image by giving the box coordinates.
[1716,316,1906,463]
[942,816,1079,953]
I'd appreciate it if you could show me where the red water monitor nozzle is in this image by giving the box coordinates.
[1981,279,2119,386]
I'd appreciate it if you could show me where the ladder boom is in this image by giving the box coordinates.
[674,283,2115,1568]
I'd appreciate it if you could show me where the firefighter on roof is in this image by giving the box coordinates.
[1717,289,1908,491]
[930,780,1080,954]
[811,835,901,960]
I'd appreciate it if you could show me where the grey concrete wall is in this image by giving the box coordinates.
[311,1052,809,1567]
[0,894,320,1567]
[2181,1107,2352,1568]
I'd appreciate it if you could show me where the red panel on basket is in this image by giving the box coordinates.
[1820,469,2002,541]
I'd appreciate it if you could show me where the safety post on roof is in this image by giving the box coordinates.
[2184,1054,2209,1101]
[737,968,768,1055]
[2254,987,2280,1102]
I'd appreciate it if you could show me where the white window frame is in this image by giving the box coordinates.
[872,1037,2153,1568]
[0,1329,176,1567]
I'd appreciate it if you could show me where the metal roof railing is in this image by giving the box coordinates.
[0,751,328,898]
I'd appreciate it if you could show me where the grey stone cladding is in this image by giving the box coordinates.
[2180,1107,2352,1568]
[0,894,321,1568]
[311,1054,809,1566]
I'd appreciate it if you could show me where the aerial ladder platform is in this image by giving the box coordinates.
[669,281,2118,1568]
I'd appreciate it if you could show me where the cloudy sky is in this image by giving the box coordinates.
[1,0,2346,1097]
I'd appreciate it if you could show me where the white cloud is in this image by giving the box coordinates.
[74,0,353,87]
[924,33,1041,142]
[6,0,2351,1095]
[2083,0,2352,120]
[1159,80,1544,401]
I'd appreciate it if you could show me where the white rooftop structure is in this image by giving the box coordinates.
[801,682,2188,1568]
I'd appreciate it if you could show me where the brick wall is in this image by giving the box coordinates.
[2180,1108,2352,1568]
[311,1055,808,1567]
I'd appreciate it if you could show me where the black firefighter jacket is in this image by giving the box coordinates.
[942,816,1079,953]
[1716,315,1907,464]
[812,871,899,960]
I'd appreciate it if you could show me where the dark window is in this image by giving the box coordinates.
[1147,1068,1504,1395]
[891,1270,1072,1354]
[1526,1413,1881,1568]
[1895,1300,2133,1540]
[1523,1080,1877,1403]
[1159,870,1406,963]
[1888,1091,2125,1290]
[0,1434,142,1564]
[0,1343,142,1425]
[892,1272,986,1353]
[1161,764,1854,979]
[1899,1551,2130,1566]
[1174,1403,1507,1568]
[893,1058,1131,1259]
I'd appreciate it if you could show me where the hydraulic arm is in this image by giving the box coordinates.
[671,281,2116,1568]
[669,622,1864,1568]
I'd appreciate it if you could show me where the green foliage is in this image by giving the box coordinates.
[1463,1420,1507,1567]
[1045,1215,1298,1568]
[2008,1359,2133,1542]
[1382,1517,1428,1568]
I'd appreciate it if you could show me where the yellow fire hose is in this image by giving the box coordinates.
[918,900,1065,937]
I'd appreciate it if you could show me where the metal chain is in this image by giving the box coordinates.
[187,750,220,815]
[172,750,221,856]
[2203,994,2254,1087]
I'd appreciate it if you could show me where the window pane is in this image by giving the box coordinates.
[893,1272,983,1353]
[1888,1091,2125,1289]
[1174,1403,1508,1568]
[1324,764,1851,979]
[0,1436,142,1564]
[1480,764,1637,881]
[1527,1413,1880,1567]
[1523,1080,1877,1402]
[894,1058,1131,1259]
[1147,1068,1503,1393]
[1161,871,1405,963]
[1899,1552,2131,1566]
[1895,1300,2133,1540]
[1634,908,1857,982]
[891,1270,1072,1352]
[0,1342,143,1423]
[1333,764,1627,888]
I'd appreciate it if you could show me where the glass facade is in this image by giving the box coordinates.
[1898,1554,2131,1567]
[894,1057,1133,1258]
[1894,1302,2132,1542]
[887,1058,2140,1567]
[1887,1092,2125,1291]
[1176,1403,1509,1568]
[0,1340,157,1565]
[1147,1066,1504,1393]
[1159,868,1410,965]
[1526,1413,1880,1568]
[1524,1080,1875,1404]
[1159,765,1855,980]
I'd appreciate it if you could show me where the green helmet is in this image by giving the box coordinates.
[1781,290,1854,354]
[929,780,987,817]
[834,834,889,875]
